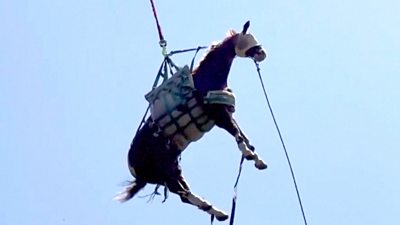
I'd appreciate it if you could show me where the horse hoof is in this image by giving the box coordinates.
[216,213,229,221]
[255,160,268,170]
[210,208,229,221]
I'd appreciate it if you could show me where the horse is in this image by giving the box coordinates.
[115,21,268,221]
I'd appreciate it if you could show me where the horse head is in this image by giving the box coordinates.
[234,21,267,62]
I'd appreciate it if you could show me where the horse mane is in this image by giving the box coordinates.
[192,30,239,76]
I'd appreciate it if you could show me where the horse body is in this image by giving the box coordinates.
[116,21,267,221]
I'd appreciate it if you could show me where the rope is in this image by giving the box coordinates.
[253,61,308,225]
[149,0,167,55]
[149,0,165,44]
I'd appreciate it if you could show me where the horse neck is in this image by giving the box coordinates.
[192,42,236,96]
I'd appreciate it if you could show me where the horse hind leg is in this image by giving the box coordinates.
[114,180,146,202]
[166,176,229,221]
[181,191,229,221]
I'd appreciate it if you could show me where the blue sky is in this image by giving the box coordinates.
[1,0,399,225]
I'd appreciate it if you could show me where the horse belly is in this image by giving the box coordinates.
[128,122,182,184]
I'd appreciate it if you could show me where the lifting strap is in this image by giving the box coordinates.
[149,0,167,55]
[229,156,245,225]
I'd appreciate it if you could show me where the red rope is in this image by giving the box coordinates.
[149,0,166,46]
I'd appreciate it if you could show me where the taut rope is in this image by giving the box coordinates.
[149,0,167,55]
[253,61,309,225]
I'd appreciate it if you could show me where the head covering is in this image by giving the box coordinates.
[235,33,260,57]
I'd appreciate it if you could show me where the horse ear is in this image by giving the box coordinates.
[242,21,250,34]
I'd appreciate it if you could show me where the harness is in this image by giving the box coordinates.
[145,65,235,150]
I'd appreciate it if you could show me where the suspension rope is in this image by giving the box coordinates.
[149,0,167,55]
[253,61,308,225]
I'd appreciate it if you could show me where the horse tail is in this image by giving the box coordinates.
[114,180,146,202]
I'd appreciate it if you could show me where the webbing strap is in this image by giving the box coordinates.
[168,46,207,57]
[137,57,171,135]
[229,156,245,225]
[190,46,206,71]
[152,59,167,89]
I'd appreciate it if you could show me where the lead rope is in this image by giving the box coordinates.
[253,61,309,225]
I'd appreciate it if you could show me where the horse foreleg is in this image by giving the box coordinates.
[236,133,267,170]
[165,176,229,221]
[238,127,254,150]
[214,109,267,169]
[235,128,267,169]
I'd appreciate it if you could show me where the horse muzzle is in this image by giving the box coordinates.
[252,49,267,62]
[245,46,267,62]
